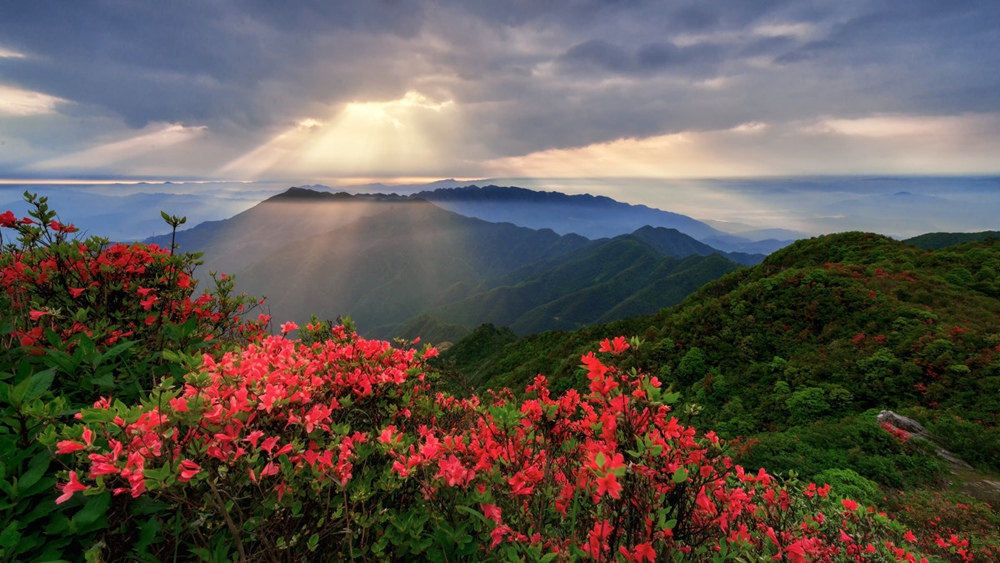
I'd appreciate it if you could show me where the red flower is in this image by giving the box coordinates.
[178,459,201,482]
[55,471,88,504]
[0,210,16,227]
[842,498,859,511]
[599,336,630,355]
[595,472,623,499]
[55,440,87,454]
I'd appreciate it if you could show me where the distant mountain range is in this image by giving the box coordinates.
[405,185,793,254]
[149,186,760,338]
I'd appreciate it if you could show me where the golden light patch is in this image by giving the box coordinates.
[0,84,64,116]
[220,91,458,179]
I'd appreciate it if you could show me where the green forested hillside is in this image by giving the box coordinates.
[905,230,1000,250]
[441,232,1000,487]
[421,237,742,335]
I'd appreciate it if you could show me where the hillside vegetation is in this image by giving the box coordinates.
[441,232,1000,497]
[4,195,997,561]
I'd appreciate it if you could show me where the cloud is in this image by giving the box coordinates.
[485,113,1000,178]
[0,84,65,116]
[32,123,208,174]
[0,1,998,180]
[556,38,723,76]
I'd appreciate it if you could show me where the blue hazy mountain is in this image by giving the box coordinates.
[406,184,795,253]
[147,187,751,337]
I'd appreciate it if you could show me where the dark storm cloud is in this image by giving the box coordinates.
[0,0,427,129]
[556,39,723,76]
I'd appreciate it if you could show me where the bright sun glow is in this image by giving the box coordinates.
[221,91,457,180]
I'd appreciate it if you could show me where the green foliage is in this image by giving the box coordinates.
[905,230,1000,250]
[450,231,1000,490]
[785,387,830,425]
[734,414,945,489]
[811,468,882,506]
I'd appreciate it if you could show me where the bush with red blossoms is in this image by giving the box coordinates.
[1,193,266,561]
[1,192,267,401]
[52,329,987,561]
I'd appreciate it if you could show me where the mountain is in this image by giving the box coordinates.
[146,187,758,337]
[416,235,743,335]
[147,187,402,279]
[439,232,1000,490]
[212,197,590,333]
[904,230,1000,250]
[407,184,795,253]
[445,232,1000,429]
[628,226,763,266]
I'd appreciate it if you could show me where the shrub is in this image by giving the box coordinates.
[52,333,977,561]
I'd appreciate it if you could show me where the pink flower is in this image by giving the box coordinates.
[280,321,298,334]
[178,460,201,482]
[29,310,49,321]
[169,397,189,413]
[55,440,86,454]
[55,471,88,504]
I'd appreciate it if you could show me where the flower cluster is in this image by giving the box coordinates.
[54,332,979,561]
[2,195,268,400]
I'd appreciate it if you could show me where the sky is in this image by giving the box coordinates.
[2,1,1000,185]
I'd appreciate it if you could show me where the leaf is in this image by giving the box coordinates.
[0,521,20,549]
[454,505,489,525]
[89,373,115,389]
[99,339,139,363]
[24,368,55,402]
[672,466,688,484]
[80,409,119,424]
[73,492,110,527]
[306,533,319,552]
[15,452,51,495]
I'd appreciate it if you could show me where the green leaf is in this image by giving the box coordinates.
[0,521,20,550]
[672,466,688,484]
[73,492,110,527]
[99,339,139,363]
[24,368,55,402]
[454,505,489,525]
[16,452,51,495]
[80,409,119,424]
[89,373,115,389]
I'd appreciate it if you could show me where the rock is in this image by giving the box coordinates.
[876,410,931,439]
[876,410,974,470]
